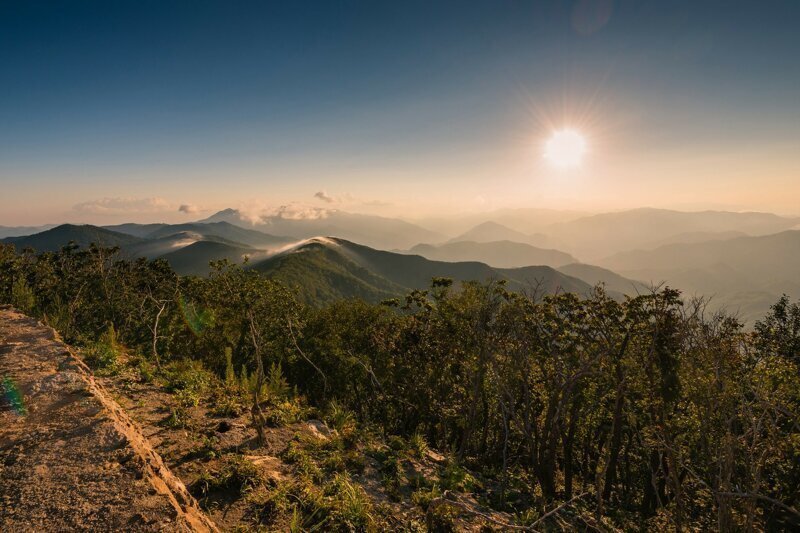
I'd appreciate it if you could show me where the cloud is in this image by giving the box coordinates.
[178,204,200,214]
[313,191,335,203]
[272,204,331,220]
[360,199,393,207]
[73,197,170,215]
[313,191,390,209]
[233,202,334,224]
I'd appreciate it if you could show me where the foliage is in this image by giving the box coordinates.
[193,454,264,497]
[1,244,799,530]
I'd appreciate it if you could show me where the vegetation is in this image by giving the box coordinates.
[1,241,798,531]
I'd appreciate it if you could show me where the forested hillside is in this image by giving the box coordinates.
[1,242,798,531]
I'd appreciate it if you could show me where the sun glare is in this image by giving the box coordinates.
[544,129,587,168]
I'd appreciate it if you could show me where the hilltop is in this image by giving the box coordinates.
[251,237,591,304]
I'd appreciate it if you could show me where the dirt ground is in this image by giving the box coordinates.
[0,306,217,532]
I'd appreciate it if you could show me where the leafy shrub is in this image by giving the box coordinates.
[210,390,246,417]
[264,398,308,427]
[326,400,355,433]
[163,406,188,428]
[282,439,323,482]
[266,362,291,400]
[439,462,481,492]
[426,501,458,533]
[411,484,442,510]
[408,432,428,459]
[327,473,375,531]
[193,454,263,497]
[83,324,120,371]
[137,359,155,383]
[163,359,213,396]
[11,276,35,313]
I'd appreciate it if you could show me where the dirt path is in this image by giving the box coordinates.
[0,306,217,532]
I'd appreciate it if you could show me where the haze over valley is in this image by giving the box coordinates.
[4,205,799,325]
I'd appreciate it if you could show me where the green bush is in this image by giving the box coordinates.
[11,276,35,313]
[163,359,213,395]
[83,324,120,370]
[193,454,263,497]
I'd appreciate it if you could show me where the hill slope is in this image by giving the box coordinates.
[447,221,550,247]
[557,263,647,296]
[253,240,405,304]
[199,208,444,250]
[408,240,575,268]
[2,224,143,251]
[251,237,591,303]
[145,222,292,248]
[548,208,799,259]
[600,230,800,324]
[158,241,262,276]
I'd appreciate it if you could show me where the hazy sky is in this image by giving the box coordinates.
[1,0,799,225]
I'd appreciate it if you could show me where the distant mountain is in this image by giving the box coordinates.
[646,230,747,249]
[252,240,405,305]
[0,224,58,239]
[251,237,591,304]
[600,230,800,324]
[104,223,170,238]
[2,224,143,251]
[408,240,575,268]
[144,222,292,248]
[556,263,647,296]
[547,208,799,259]
[199,208,444,250]
[158,241,263,276]
[413,208,589,237]
[123,231,257,260]
[3,223,265,276]
[447,221,550,247]
[602,230,800,278]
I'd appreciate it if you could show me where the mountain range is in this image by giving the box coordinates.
[545,208,799,260]
[199,208,443,250]
[4,206,800,324]
[406,240,575,268]
[1,224,605,305]
[253,237,594,305]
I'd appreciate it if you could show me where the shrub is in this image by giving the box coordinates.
[439,462,481,492]
[408,432,428,459]
[11,276,35,314]
[426,501,459,533]
[326,400,355,433]
[282,439,323,482]
[163,359,213,396]
[83,324,120,371]
[193,454,263,498]
[411,484,442,510]
[328,473,375,531]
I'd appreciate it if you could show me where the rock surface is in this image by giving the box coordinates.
[0,306,217,532]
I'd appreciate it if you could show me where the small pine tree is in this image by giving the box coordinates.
[239,364,250,392]
[11,276,35,314]
[266,362,290,400]
[224,347,236,388]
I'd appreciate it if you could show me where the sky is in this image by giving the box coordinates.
[1,0,799,225]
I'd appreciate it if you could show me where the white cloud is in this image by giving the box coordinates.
[178,204,200,214]
[73,197,170,215]
[313,191,335,203]
[313,191,390,209]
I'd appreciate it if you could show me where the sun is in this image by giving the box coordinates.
[544,129,587,168]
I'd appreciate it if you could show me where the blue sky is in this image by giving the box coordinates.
[1,0,799,224]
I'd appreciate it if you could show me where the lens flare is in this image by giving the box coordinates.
[179,295,214,336]
[2,376,26,416]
